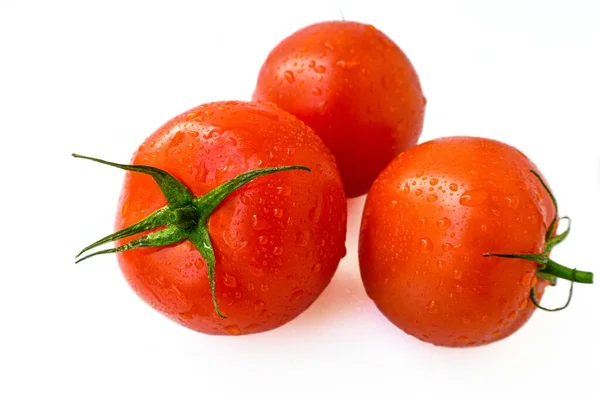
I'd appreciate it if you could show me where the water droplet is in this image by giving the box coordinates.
[312,263,322,272]
[254,300,265,310]
[252,214,270,230]
[309,198,323,222]
[427,300,439,314]
[508,311,517,320]
[436,217,451,230]
[415,189,423,196]
[290,290,304,303]
[314,65,327,73]
[194,162,208,182]
[436,260,445,269]
[420,238,433,253]
[506,195,520,209]
[390,200,398,207]
[178,312,193,320]
[194,259,205,269]
[273,208,283,218]
[427,194,438,202]
[462,315,471,325]
[223,273,237,288]
[458,336,469,343]
[520,272,533,286]
[492,329,501,336]
[416,171,424,178]
[240,194,250,205]
[459,189,488,207]
[402,183,410,194]
[455,284,464,293]
[224,325,241,335]
[247,282,255,291]
[453,269,463,280]
[308,60,316,68]
[335,60,360,69]
[311,87,322,96]
[258,235,268,245]
[284,70,295,83]
[260,284,270,292]
[449,183,459,191]
[519,299,528,309]
[430,178,439,185]
[295,230,311,246]
[273,246,284,256]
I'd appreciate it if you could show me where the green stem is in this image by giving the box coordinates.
[74,154,310,318]
[544,260,593,284]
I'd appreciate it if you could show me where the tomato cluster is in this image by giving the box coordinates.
[75,21,592,347]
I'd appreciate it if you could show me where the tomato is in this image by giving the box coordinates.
[253,21,426,198]
[359,136,593,347]
[76,101,347,335]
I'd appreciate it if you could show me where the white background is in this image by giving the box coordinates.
[1,1,599,399]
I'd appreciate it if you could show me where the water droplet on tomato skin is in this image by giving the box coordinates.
[506,195,520,209]
[284,70,295,83]
[420,238,433,253]
[273,246,284,256]
[311,87,322,96]
[290,290,304,303]
[254,300,265,311]
[459,189,488,207]
[453,270,463,280]
[224,325,241,335]
[427,194,438,202]
[178,312,193,320]
[520,272,533,286]
[295,230,311,246]
[223,273,237,288]
[260,284,270,292]
[427,300,439,314]
[314,65,327,74]
[449,183,459,191]
[437,217,451,230]
[273,208,283,218]
[518,299,528,309]
[312,263,322,272]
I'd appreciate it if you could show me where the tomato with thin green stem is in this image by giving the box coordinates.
[359,136,593,347]
[76,101,347,335]
[253,20,426,198]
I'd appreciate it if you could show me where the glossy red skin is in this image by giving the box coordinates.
[253,21,426,198]
[115,101,347,335]
[359,137,554,347]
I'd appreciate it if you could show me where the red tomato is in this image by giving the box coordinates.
[253,21,426,198]
[359,136,593,347]
[77,101,347,335]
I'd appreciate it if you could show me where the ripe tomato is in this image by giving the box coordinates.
[359,136,593,347]
[77,101,347,335]
[253,21,426,198]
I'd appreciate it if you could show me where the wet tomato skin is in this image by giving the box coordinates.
[253,21,426,198]
[359,136,554,347]
[116,101,347,335]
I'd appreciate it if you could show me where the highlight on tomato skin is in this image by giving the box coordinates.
[253,20,426,198]
[75,100,348,336]
[358,136,593,347]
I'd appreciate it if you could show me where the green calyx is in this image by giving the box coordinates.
[483,170,594,312]
[73,153,310,318]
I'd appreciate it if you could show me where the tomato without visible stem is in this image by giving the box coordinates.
[253,21,426,198]
[359,136,592,347]
[81,101,347,335]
